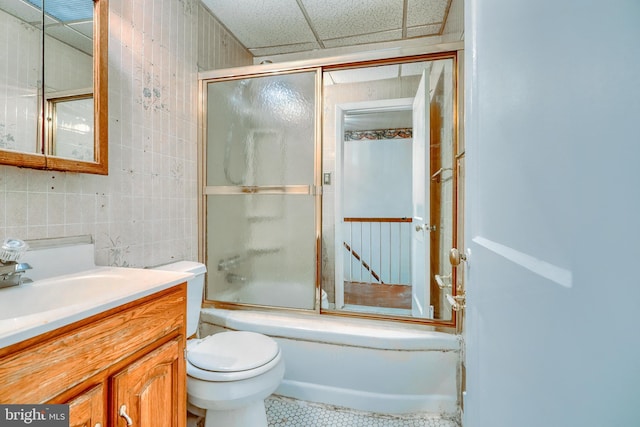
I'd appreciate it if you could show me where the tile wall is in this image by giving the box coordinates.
[0,0,252,267]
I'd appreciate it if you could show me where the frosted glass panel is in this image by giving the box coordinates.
[206,195,317,310]
[206,72,316,186]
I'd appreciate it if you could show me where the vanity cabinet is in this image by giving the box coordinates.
[112,338,183,427]
[68,384,105,427]
[0,283,187,427]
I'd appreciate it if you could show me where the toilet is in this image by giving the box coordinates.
[153,261,284,427]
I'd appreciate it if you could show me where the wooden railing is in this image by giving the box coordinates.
[343,217,412,285]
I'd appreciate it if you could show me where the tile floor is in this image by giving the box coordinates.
[266,395,461,427]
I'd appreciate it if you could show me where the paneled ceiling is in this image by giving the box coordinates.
[201,0,454,57]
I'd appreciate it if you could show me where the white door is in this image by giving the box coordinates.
[411,70,430,318]
[464,0,640,426]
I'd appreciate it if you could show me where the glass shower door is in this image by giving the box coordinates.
[204,70,320,311]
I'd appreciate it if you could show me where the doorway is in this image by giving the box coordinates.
[322,57,457,322]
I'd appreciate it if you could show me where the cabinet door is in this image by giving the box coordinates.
[67,384,105,427]
[112,338,186,427]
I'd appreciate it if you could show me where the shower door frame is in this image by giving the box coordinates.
[198,67,324,313]
[197,41,463,327]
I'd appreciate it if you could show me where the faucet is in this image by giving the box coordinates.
[217,255,245,271]
[225,273,247,284]
[0,261,32,288]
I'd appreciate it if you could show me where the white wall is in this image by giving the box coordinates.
[464,1,640,426]
[343,139,412,218]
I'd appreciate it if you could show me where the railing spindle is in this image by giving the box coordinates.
[343,218,412,285]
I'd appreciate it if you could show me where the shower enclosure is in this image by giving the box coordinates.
[202,69,321,311]
[200,52,459,326]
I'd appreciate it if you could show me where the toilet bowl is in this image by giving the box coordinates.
[153,261,284,427]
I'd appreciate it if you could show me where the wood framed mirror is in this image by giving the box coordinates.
[0,0,108,175]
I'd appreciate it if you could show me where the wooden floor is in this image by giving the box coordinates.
[343,281,412,309]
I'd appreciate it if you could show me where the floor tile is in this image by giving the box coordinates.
[266,395,460,427]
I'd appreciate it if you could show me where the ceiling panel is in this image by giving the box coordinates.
[323,30,403,49]
[249,42,320,57]
[201,0,317,48]
[407,0,450,26]
[300,0,403,39]
[406,24,442,38]
[200,0,453,57]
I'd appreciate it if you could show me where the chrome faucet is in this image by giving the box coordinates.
[0,261,32,288]
[225,273,247,284]
[218,255,245,271]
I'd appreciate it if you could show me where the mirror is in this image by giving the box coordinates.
[322,54,458,323]
[0,0,108,174]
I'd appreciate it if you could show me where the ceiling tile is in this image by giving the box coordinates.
[406,0,449,26]
[201,0,316,49]
[301,0,404,39]
[407,23,443,38]
[323,29,403,49]
[249,42,321,57]
[200,0,454,58]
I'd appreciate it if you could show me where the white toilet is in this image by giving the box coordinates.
[153,261,284,427]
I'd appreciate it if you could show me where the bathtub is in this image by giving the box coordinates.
[199,307,461,416]
[214,280,316,310]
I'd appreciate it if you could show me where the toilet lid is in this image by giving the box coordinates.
[188,331,279,372]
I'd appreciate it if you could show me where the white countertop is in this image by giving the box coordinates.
[0,266,192,348]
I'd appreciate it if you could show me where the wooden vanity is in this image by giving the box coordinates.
[0,283,187,427]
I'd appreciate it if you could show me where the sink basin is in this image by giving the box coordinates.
[0,266,192,348]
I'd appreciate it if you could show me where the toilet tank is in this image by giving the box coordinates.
[152,261,207,337]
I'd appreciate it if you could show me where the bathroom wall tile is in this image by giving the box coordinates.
[27,193,47,226]
[64,223,85,238]
[0,194,6,230]
[65,194,84,225]
[5,226,28,241]
[47,193,65,226]
[95,193,110,225]
[4,169,29,192]
[5,192,27,227]
[80,194,97,224]
[26,226,48,240]
[27,173,52,193]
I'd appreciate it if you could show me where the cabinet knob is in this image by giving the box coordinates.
[119,405,133,426]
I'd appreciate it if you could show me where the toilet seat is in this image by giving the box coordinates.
[187,331,281,382]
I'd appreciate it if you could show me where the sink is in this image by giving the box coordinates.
[0,266,192,348]
[1,270,124,319]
